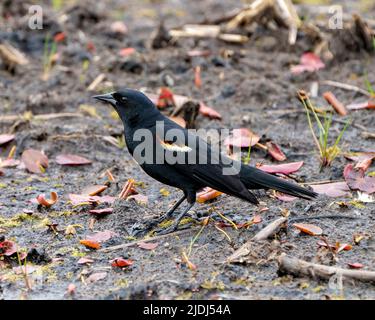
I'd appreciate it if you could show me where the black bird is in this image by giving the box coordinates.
[93,89,317,234]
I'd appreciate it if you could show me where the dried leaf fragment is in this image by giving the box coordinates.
[197,187,222,203]
[21,149,48,174]
[111,258,133,268]
[56,154,92,165]
[293,223,323,236]
[36,192,58,207]
[80,240,100,250]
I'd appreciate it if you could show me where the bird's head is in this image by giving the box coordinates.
[93,89,159,126]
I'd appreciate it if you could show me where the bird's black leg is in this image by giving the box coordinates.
[155,201,195,235]
[130,194,186,237]
[155,194,187,223]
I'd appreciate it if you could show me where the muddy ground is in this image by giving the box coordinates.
[0,0,375,300]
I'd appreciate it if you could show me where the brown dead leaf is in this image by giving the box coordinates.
[225,128,260,148]
[36,192,58,207]
[199,102,222,120]
[137,242,158,250]
[87,230,116,243]
[77,257,94,265]
[311,182,351,198]
[21,149,48,174]
[81,185,108,196]
[265,142,286,161]
[293,223,323,236]
[89,208,114,215]
[344,164,375,194]
[56,154,92,166]
[258,161,304,175]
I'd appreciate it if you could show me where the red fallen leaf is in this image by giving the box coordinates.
[110,21,128,34]
[275,191,298,202]
[67,283,76,295]
[36,191,58,207]
[252,215,262,224]
[89,208,114,215]
[137,242,158,250]
[111,257,133,268]
[0,158,20,168]
[157,87,176,108]
[293,223,323,236]
[311,182,351,197]
[86,272,107,283]
[199,102,222,120]
[21,149,48,174]
[80,239,100,249]
[77,257,94,265]
[56,154,91,165]
[168,116,186,128]
[266,142,286,161]
[344,152,375,172]
[344,164,375,194]
[194,66,202,88]
[336,243,352,253]
[187,50,211,57]
[291,52,325,74]
[87,230,116,243]
[69,194,116,206]
[53,32,66,42]
[119,47,136,57]
[81,185,108,196]
[225,128,260,148]
[347,263,364,269]
[0,240,17,256]
[0,168,3,176]
[197,187,222,203]
[87,41,96,52]
[0,134,15,145]
[258,161,304,175]
[127,194,148,205]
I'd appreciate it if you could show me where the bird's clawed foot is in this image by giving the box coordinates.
[153,223,180,236]
[129,213,178,237]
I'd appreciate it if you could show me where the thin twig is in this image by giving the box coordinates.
[321,80,371,97]
[226,217,287,263]
[304,179,345,185]
[98,228,197,253]
[278,253,375,283]
[0,113,83,124]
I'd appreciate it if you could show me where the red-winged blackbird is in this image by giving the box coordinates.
[94,89,317,234]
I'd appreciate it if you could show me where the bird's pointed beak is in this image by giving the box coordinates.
[92,92,116,105]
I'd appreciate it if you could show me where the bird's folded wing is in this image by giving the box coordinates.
[191,164,259,204]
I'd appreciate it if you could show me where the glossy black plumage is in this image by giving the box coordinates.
[94,89,317,234]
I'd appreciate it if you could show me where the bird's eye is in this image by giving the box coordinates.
[121,97,127,102]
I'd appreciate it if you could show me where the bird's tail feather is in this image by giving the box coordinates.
[240,166,317,200]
